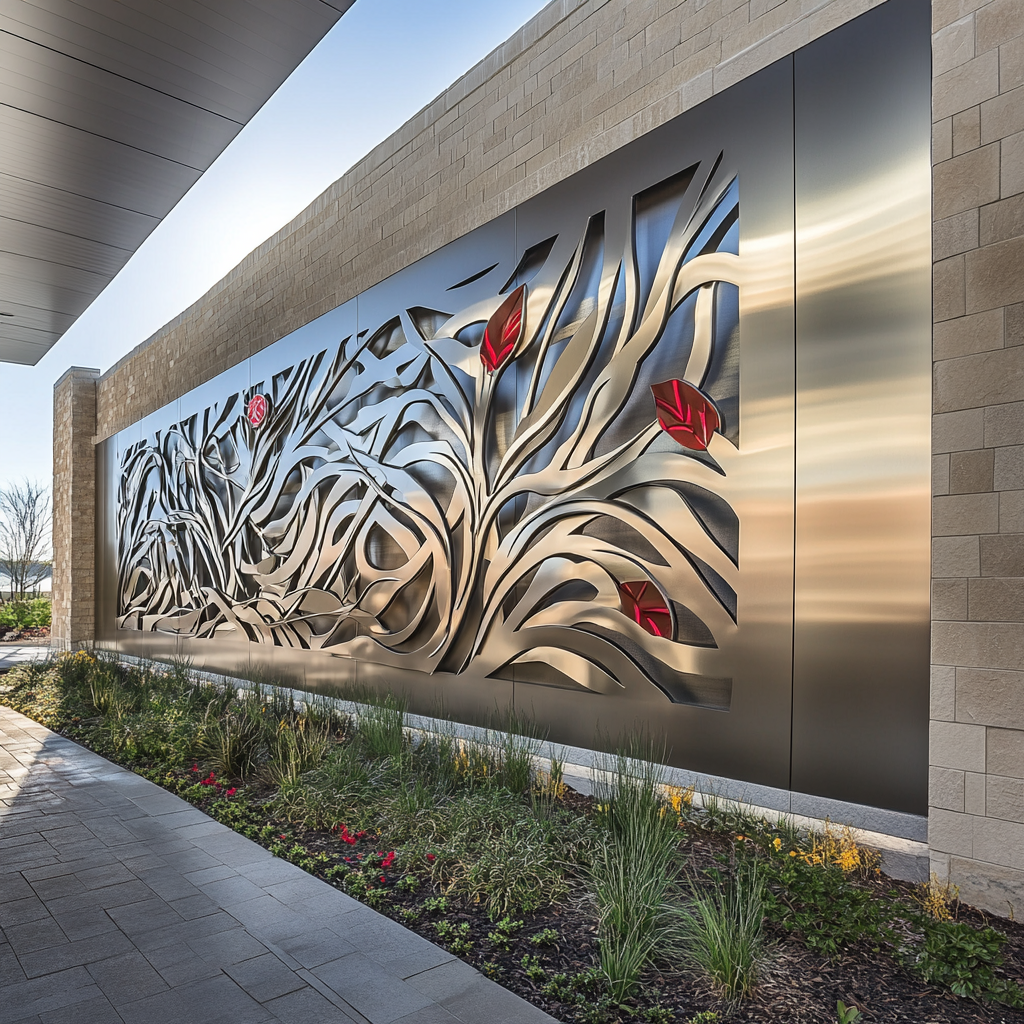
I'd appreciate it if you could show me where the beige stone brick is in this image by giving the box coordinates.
[949,447,995,492]
[934,308,1003,360]
[932,535,981,578]
[932,0,989,35]
[931,719,987,772]
[957,666,1024,728]
[966,770,988,813]
[1002,129,1024,197]
[934,347,1024,412]
[1001,489,1024,532]
[933,143,1000,219]
[969,576,1024,621]
[982,84,1024,147]
[933,50,999,121]
[946,854,1024,917]
[986,774,1024,820]
[934,116,954,163]
[928,806,974,856]
[934,14,976,77]
[952,105,982,154]
[933,492,1000,535]
[933,620,1024,670]
[1001,34,1024,92]
[1007,302,1024,346]
[934,208,980,260]
[934,407,986,452]
[994,445,1024,489]
[980,533,1024,575]
[934,452,951,495]
[976,0,1024,57]
[972,815,1024,870]
[933,577,968,620]
[930,765,966,811]
[987,726,1024,776]
[932,664,958,722]
[985,401,1024,445]
[934,254,966,321]
[980,192,1024,246]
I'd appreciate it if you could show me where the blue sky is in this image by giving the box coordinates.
[0,0,550,493]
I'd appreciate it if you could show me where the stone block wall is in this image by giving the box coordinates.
[929,0,1024,916]
[51,368,99,650]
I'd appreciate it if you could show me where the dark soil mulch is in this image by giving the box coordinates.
[0,627,50,642]
[157,771,1024,1024]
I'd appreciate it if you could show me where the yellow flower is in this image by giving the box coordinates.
[789,850,797,857]
[772,837,782,850]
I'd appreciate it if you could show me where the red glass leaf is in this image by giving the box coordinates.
[650,379,720,451]
[247,394,268,428]
[481,285,526,373]
[619,580,672,639]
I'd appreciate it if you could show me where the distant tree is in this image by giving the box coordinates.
[0,480,51,601]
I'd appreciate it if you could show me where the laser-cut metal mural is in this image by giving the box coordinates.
[116,163,742,710]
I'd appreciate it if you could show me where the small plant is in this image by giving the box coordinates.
[643,1006,674,1024]
[836,1000,863,1023]
[914,872,960,921]
[399,907,420,923]
[520,954,547,981]
[396,873,419,893]
[435,920,472,954]
[685,1013,721,1024]
[529,927,559,947]
[422,895,449,915]
[481,960,504,979]
[487,916,523,950]
[666,861,767,1003]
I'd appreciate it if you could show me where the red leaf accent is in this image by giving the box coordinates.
[481,285,526,373]
[247,394,268,428]
[619,581,672,639]
[651,379,720,451]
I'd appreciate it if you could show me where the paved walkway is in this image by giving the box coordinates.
[0,705,557,1024]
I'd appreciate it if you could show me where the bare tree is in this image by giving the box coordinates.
[0,480,51,601]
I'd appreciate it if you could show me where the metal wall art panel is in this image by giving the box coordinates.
[98,0,930,810]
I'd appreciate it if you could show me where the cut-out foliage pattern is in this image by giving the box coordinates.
[118,162,741,708]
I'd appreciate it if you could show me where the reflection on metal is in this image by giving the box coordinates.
[117,166,743,711]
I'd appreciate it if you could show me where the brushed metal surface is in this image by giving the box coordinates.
[0,0,353,365]
[791,0,932,814]
[110,59,797,789]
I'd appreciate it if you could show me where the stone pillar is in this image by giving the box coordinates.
[52,367,100,650]
[930,0,1024,916]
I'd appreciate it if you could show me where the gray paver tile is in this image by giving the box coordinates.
[225,951,308,1002]
[264,984,361,1023]
[37,993,126,1024]
[3,965,102,1020]
[130,908,240,953]
[186,924,269,966]
[106,896,184,937]
[5,915,68,954]
[197,873,266,905]
[75,861,138,891]
[142,942,224,987]
[18,928,135,979]
[0,895,50,927]
[274,927,359,969]
[312,953,434,1024]
[390,1005,461,1024]
[26,873,86,901]
[166,891,220,921]
[117,973,277,1024]
[1,941,28,985]
[223,894,310,944]
[86,949,169,1005]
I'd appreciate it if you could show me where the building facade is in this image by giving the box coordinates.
[53,0,1024,915]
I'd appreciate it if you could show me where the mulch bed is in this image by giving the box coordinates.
[157,773,1024,1024]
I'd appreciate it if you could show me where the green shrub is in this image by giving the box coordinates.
[666,862,768,1002]
[0,597,51,629]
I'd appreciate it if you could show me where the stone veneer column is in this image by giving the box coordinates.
[52,367,100,650]
[930,0,1024,915]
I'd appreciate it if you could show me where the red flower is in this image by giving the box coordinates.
[481,285,526,373]
[379,875,386,884]
[619,580,672,638]
[226,788,236,797]
[651,379,720,451]
[426,853,436,862]
[381,851,396,869]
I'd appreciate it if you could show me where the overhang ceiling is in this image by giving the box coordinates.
[0,0,353,366]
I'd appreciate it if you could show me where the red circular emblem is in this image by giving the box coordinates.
[247,394,268,428]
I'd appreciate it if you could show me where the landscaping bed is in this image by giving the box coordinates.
[3,651,1024,1024]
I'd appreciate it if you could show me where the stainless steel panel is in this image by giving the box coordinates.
[792,0,932,813]
[94,436,118,646]
[110,60,796,789]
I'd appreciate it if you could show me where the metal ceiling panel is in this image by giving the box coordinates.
[0,0,353,365]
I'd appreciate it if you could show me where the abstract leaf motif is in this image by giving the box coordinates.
[651,380,720,451]
[481,285,525,373]
[117,160,743,709]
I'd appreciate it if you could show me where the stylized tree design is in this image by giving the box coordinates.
[118,159,742,707]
